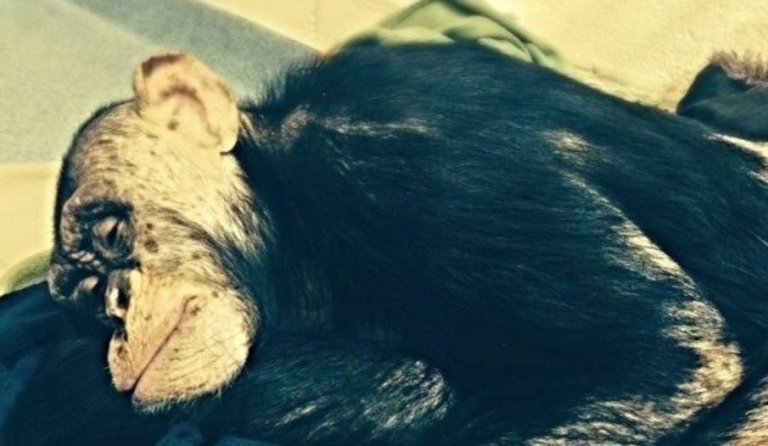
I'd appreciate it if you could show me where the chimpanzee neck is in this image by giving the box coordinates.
[230,111,398,341]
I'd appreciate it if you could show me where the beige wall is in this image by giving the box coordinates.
[507,0,768,109]
[204,0,415,49]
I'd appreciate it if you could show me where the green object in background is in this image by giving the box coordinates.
[0,251,51,296]
[346,0,570,75]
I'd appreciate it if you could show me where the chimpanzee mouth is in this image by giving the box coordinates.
[109,296,194,398]
[119,319,181,394]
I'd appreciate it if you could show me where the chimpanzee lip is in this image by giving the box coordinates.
[114,298,192,394]
[128,323,181,393]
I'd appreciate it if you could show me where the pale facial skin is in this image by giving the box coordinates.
[49,53,262,411]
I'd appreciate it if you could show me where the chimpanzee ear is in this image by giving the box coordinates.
[132,52,239,153]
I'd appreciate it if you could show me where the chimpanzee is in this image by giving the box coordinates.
[4,43,768,445]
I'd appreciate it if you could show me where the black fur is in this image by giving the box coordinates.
[7,43,768,445]
[678,59,768,141]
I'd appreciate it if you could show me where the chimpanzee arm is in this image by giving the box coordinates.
[3,334,454,446]
[201,338,454,445]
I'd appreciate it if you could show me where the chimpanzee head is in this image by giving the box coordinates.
[48,53,262,411]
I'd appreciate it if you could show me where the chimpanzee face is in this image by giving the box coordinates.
[48,54,262,411]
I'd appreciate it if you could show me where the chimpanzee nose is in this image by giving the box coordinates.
[105,268,141,325]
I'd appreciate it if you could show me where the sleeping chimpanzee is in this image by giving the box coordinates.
[5,43,768,445]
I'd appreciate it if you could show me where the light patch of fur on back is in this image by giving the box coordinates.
[716,134,768,158]
[665,300,743,419]
[527,177,743,445]
[528,290,742,445]
[714,134,768,184]
[617,222,687,281]
[544,130,591,166]
[321,116,434,138]
[276,402,322,426]
[724,378,768,445]
[712,51,768,88]
[566,175,688,284]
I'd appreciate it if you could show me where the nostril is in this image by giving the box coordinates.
[105,269,136,321]
[116,287,130,311]
[106,282,129,320]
